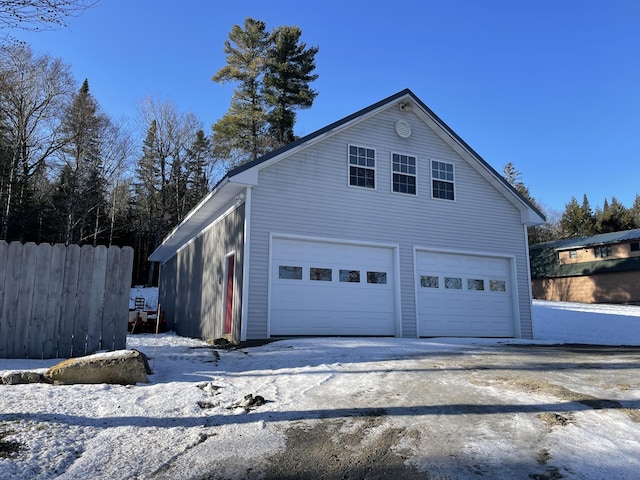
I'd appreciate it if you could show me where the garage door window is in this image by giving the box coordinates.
[339,269,361,283]
[420,275,439,288]
[467,279,485,291]
[444,277,462,289]
[490,279,506,292]
[279,266,302,280]
[310,267,332,281]
[367,271,387,284]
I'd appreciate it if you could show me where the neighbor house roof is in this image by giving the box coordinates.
[529,228,640,279]
[149,88,545,264]
[530,228,640,252]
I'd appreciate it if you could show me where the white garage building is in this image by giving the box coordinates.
[150,89,544,342]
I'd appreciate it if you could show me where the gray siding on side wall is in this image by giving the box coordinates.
[245,107,533,339]
[159,203,245,341]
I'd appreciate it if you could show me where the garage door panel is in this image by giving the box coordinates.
[270,238,396,336]
[272,284,393,311]
[273,309,395,336]
[417,251,514,337]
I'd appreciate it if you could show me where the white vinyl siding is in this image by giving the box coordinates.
[244,107,533,340]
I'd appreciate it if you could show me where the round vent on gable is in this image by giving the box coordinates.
[395,119,411,139]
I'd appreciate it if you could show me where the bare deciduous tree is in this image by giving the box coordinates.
[0,0,97,32]
[0,43,74,239]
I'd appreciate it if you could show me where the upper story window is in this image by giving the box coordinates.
[568,250,578,259]
[349,145,375,189]
[431,160,455,200]
[392,153,416,195]
[594,245,612,258]
[631,242,640,252]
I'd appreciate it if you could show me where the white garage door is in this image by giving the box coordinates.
[270,237,396,336]
[416,251,514,337]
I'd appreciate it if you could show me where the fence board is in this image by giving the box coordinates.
[115,247,134,349]
[72,245,94,356]
[1,242,23,358]
[43,244,66,358]
[16,243,38,358]
[87,245,107,352]
[58,245,80,358]
[0,241,7,357]
[31,244,53,359]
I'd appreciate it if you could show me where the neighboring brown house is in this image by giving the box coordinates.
[530,229,640,304]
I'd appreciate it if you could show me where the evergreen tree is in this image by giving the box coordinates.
[560,194,595,238]
[212,18,270,165]
[53,79,109,245]
[264,25,318,147]
[595,196,633,233]
[212,18,319,165]
[501,162,558,245]
[184,129,214,210]
[630,194,640,229]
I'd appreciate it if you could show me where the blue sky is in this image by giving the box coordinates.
[12,0,640,215]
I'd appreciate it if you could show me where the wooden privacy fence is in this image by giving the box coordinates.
[0,241,134,359]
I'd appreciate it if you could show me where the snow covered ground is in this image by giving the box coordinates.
[1,300,640,479]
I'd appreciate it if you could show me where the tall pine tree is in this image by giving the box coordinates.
[53,79,109,245]
[212,18,270,165]
[212,18,319,165]
[264,25,318,148]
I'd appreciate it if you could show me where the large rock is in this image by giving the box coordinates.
[44,349,150,385]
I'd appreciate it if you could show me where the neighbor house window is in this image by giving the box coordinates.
[594,246,612,258]
[392,153,416,195]
[431,160,455,200]
[349,145,375,189]
[568,250,578,259]
[631,242,640,252]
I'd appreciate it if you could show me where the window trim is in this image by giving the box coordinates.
[348,144,376,190]
[391,151,417,195]
[430,159,455,201]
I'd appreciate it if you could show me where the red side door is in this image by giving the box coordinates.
[224,255,234,335]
